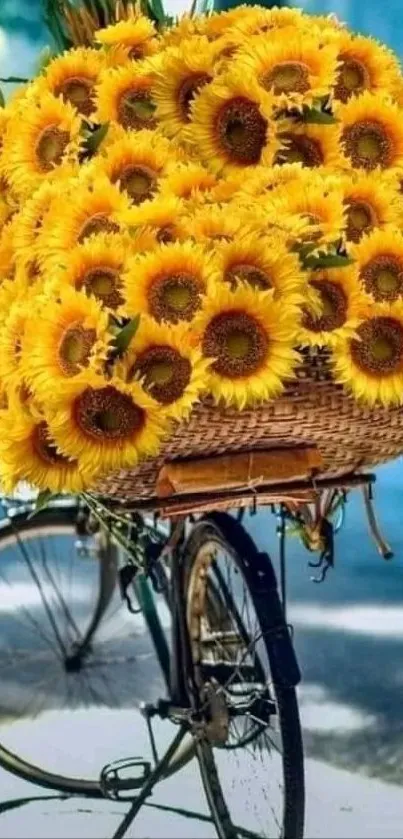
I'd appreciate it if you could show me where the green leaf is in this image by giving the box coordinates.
[0,89,4,108]
[114,315,141,355]
[81,122,109,160]
[302,253,355,270]
[147,0,166,22]
[301,107,337,125]
[28,490,55,519]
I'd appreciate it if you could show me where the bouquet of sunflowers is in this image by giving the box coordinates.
[1,0,403,500]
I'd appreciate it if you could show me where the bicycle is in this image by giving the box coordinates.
[0,466,392,838]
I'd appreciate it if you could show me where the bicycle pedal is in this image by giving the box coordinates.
[100,757,152,801]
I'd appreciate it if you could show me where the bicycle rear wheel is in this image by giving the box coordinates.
[183,512,305,839]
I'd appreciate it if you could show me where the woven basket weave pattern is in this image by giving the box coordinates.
[98,351,403,503]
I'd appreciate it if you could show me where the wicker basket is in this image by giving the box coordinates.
[97,350,403,507]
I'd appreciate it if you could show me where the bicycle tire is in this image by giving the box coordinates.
[0,504,194,797]
[182,511,305,839]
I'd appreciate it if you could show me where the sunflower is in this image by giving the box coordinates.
[332,301,403,405]
[160,161,218,204]
[351,226,403,303]
[276,122,344,169]
[340,172,400,242]
[95,64,157,131]
[49,232,133,312]
[34,47,103,117]
[21,287,113,400]
[202,6,268,39]
[212,229,306,305]
[0,410,101,493]
[0,299,32,391]
[92,129,173,204]
[46,371,169,473]
[187,70,278,174]
[95,16,159,59]
[123,240,214,324]
[193,283,299,408]
[150,37,217,137]
[236,31,339,108]
[229,6,305,38]
[184,204,245,246]
[115,316,210,420]
[12,181,62,260]
[160,15,201,48]
[236,161,304,198]
[123,194,186,244]
[0,215,17,282]
[338,91,403,171]
[1,92,82,198]
[332,31,401,103]
[37,176,131,269]
[298,265,363,347]
[271,172,346,245]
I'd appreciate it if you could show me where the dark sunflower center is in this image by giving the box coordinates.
[117,88,157,130]
[216,96,268,166]
[335,56,370,102]
[351,317,403,375]
[128,45,145,60]
[203,310,268,378]
[276,132,324,167]
[344,198,377,242]
[55,76,95,117]
[156,225,176,243]
[114,163,158,204]
[360,254,403,301]
[303,279,348,332]
[177,72,212,121]
[149,272,203,323]
[262,61,310,95]
[36,126,70,172]
[58,323,96,376]
[225,262,272,291]
[342,120,393,170]
[74,385,145,440]
[133,345,192,404]
[33,421,70,466]
[78,213,120,243]
[80,266,124,310]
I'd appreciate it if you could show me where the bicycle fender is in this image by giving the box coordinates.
[250,552,301,688]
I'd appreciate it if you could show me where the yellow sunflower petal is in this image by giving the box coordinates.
[192,282,300,408]
[122,193,186,244]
